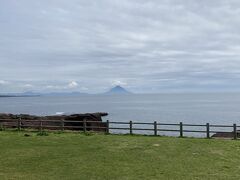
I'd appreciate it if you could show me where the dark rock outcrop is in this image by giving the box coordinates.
[0,113,108,132]
[211,131,240,138]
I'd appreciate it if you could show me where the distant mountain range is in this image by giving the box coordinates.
[0,95,17,97]
[0,86,132,97]
[0,92,39,97]
[42,92,88,97]
[0,91,87,97]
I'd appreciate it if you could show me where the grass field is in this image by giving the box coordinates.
[1,131,240,180]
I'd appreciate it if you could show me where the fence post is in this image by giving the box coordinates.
[233,124,237,140]
[18,117,21,131]
[154,121,157,136]
[130,121,133,135]
[106,120,109,134]
[83,119,87,133]
[40,119,43,133]
[180,122,183,137]
[206,123,210,139]
[61,119,64,131]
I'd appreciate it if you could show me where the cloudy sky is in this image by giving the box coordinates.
[1,0,240,93]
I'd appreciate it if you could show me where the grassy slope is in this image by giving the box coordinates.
[0,131,240,180]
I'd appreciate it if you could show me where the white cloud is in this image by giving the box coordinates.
[46,85,57,89]
[1,1,240,93]
[45,81,79,90]
[68,81,78,88]
[111,80,127,86]
[23,84,33,88]
[0,80,9,85]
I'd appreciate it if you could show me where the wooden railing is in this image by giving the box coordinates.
[0,119,239,139]
[109,121,239,139]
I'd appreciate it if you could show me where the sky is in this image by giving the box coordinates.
[1,0,240,93]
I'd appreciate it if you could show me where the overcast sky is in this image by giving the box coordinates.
[1,0,240,93]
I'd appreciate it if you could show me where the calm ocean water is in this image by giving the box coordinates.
[1,93,240,125]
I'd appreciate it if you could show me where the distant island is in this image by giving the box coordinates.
[40,92,88,97]
[104,85,131,95]
[0,91,87,97]
[0,86,132,97]
[0,95,17,97]
[0,92,40,97]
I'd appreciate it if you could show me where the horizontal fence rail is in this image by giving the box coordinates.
[0,119,239,139]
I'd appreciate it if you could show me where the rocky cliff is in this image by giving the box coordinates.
[0,112,108,132]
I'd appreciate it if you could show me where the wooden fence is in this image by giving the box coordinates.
[0,119,239,139]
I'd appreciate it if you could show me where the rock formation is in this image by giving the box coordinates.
[211,131,240,138]
[0,112,108,132]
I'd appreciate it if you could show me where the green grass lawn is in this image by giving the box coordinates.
[1,131,240,180]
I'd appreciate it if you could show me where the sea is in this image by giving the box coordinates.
[1,93,240,136]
